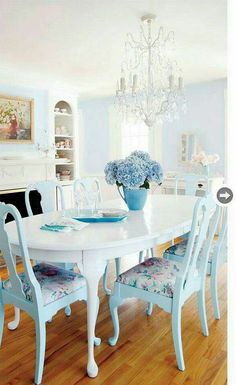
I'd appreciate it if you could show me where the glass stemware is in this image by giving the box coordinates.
[86,190,99,215]
[74,191,86,216]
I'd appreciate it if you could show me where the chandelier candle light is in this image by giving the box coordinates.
[116,14,186,127]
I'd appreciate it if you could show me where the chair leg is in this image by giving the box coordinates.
[94,296,101,346]
[211,266,221,320]
[64,305,71,317]
[115,258,121,277]
[139,251,144,263]
[35,319,46,385]
[103,262,111,296]
[197,288,209,336]
[150,248,154,257]
[0,297,4,346]
[8,306,20,330]
[108,295,123,346]
[172,304,185,371]
[146,302,153,316]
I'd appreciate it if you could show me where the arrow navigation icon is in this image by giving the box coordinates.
[217,187,233,205]
[219,191,230,200]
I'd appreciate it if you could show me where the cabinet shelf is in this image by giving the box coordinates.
[55,135,73,138]
[53,99,77,208]
[54,112,72,117]
[56,162,74,166]
[59,180,75,186]
[56,148,73,151]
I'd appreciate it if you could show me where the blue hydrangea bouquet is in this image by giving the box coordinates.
[104,151,163,210]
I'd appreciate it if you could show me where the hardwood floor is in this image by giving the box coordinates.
[0,244,227,385]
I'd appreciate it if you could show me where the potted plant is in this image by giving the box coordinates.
[104,151,163,210]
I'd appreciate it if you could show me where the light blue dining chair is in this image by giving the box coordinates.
[25,180,75,274]
[207,208,227,320]
[163,207,227,320]
[25,180,75,317]
[8,180,75,330]
[25,180,65,217]
[74,177,102,207]
[147,173,210,262]
[171,173,209,245]
[74,177,121,295]
[108,195,217,371]
[0,202,100,385]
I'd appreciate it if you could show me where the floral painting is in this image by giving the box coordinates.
[0,95,34,142]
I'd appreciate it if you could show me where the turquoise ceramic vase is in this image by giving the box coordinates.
[118,187,148,211]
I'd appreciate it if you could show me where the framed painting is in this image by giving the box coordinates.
[0,95,34,143]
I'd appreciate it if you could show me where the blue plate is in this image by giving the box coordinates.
[74,215,127,223]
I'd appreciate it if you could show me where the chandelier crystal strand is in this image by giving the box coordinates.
[116,14,186,127]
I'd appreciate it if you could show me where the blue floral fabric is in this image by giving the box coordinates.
[3,263,86,305]
[163,239,217,262]
[117,257,181,298]
[163,239,188,259]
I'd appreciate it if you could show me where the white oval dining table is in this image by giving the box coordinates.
[5,194,198,378]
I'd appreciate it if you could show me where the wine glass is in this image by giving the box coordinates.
[86,190,99,216]
[74,190,86,216]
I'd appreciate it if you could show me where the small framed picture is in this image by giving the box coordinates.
[0,95,34,143]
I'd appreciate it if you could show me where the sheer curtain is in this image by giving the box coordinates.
[121,121,149,157]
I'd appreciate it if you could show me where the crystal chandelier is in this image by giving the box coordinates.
[116,14,186,128]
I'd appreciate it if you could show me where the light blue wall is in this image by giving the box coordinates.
[79,97,112,174]
[0,83,49,155]
[0,79,226,177]
[162,78,226,176]
[79,78,226,177]
[79,79,227,174]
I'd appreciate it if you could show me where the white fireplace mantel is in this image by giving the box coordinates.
[0,158,55,192]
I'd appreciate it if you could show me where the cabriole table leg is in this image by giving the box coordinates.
[80,257,107,378]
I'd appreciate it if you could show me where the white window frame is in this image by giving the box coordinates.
[108,105,162,162]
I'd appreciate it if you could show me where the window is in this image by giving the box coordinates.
[121,120,149,157]
[108,105,162,162]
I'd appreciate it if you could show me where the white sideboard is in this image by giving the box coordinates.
[156,176,224,196]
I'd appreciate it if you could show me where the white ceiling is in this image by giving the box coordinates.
[0,0,227,98]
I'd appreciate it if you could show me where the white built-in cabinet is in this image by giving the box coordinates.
[48,91,79,209]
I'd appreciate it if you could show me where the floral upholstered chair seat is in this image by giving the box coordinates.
[3,263,86,305]
[117,257,182,298]
[164,239,188,259]
[163,239,217,263]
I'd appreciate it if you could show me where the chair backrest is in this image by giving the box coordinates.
[73,177,102,205]
[0,202,43,306]
[25,180,65,216]
[179,195,219,290]
[212,207,227,264]
[175,174,209,196]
